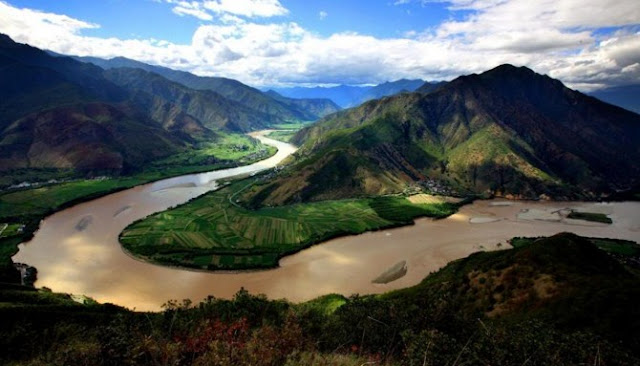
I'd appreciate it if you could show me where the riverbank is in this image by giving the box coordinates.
[13,191,640,312]
[0,132,278,285]
[119,185,461,271]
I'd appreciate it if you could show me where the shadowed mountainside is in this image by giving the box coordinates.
[103,67,277,132]
[246,65,640,206]
[0,35,197,175]
[76,55,341,121]
[0,103,185,173]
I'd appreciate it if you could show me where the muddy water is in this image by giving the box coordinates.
[13,137,640,311]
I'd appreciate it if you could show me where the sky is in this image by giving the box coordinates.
[0,0,639,91]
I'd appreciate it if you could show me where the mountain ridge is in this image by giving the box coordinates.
[271,79,433,108]
[0,35,248,175]
[103,67,276,132]
[75,55,341,121]
[245,64,640,206]
[590,84,640,114]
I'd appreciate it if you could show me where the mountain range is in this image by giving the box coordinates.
[270,79,436,108]
[2,34,639,197]
[0,34,338,175]
[590,85,640,114]
[245,65,640,206]
[74,55,341,122]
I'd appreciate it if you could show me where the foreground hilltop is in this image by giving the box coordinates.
[246,65,640,206]
[2,233,639,364]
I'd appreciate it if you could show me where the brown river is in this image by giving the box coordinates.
[13,131,640,311]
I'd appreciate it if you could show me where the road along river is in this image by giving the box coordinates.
[13,131,640,311]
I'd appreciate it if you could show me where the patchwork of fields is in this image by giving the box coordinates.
[120,181,459,270]
[0,133,276,280]
[0,133,273,221]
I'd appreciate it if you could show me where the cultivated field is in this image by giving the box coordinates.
[120,181,459,270]
[0,133,276,278]
[266,130,297,142]
[0,133,274,221]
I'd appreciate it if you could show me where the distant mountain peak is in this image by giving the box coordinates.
[483,64,542,79]
[441,62,567,101]
[490,63,526,71]
[248,64,640,206]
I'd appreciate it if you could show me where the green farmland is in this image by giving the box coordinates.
[0,133,273,221]
[0,133,275,281]
[266,130,297,142]
[270,122,311,130]
[120,181,459,270]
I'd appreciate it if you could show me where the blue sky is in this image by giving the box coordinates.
[1,0,639,90]
[5,0,455,42]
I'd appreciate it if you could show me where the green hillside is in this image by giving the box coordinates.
[247,65,640,206]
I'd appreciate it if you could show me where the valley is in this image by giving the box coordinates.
[12,155,640,310]
[7,133,639,312]
[0,3,639,361]
[3,35,639,314]
[0,132,276,281]
[119,180,457,270]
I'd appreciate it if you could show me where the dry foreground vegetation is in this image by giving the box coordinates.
[120,179,460,270]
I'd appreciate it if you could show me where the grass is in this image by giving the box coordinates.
[120,180,460,270]
[266,121,309,143]
[0,178,153,221]
[270,122,312,130]
[0,224,23,239]
[300,294,348,315]
[0,133,274,220]
[590,238,640,256]
[510,236,640,257]
[567,211,613,224]
[266,130,297,143]
[0,169,78,189]
[151,133,275,167]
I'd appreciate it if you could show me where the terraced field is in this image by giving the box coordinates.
[0,132,277,281]
[120,181,459,270]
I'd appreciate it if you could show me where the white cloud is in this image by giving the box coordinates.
[203,0,288,18]
[164,0,287,21]
[319,11,328,20]
[0,0,639,91]
[0,1,98,46]
[172,3,213,21]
